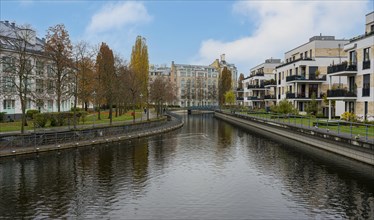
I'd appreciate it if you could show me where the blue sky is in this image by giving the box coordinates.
[1,1,373,75]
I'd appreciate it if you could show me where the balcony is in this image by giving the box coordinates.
[327,89,357,99]
[286,75,326,82]
[236,97,244,101]
[327,63,357,76]
[263,79,276,87]
[286,93,295,99]
[249,72,264,78]
[247,96,263,100]
[264,95,276,99]
[363,60,370,70]
[247,84,265,89]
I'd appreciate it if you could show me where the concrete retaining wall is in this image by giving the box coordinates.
[215,112,374,166]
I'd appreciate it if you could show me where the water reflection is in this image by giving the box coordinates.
[0,113,373,219]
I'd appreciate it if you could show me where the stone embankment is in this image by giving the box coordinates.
[215,111,374,166]
[0,114,184,157]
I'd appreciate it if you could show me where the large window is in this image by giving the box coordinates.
[36,61,44,75]
[36,79,43,93]
[363,47,370,70]
[363,74,370,96]
[2,56,15,72]
[3,99,15,109]
[349,51,357,65]
[3,76,15,92]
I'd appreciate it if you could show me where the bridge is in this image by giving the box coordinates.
[186,105,219,114]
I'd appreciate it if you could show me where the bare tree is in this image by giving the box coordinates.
[149,76,176,117]
[0,23,42,133]
[45,24,73,112]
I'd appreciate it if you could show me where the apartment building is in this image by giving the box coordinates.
[210,54,238,91]
[326,11,374,121]
[243,58,281,109]
[275,35,349,116]
[0,21,74,119]
[171,62,219,107]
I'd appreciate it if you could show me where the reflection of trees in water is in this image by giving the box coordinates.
[242,133,374,219]
[148,132,178,171]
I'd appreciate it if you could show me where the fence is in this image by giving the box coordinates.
[0,119,172,149]
[222,110,374,143]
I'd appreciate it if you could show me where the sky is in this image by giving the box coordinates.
[1,0,373,76]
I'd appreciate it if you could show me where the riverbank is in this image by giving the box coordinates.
[215,111,374,166]
[0,114,184,158]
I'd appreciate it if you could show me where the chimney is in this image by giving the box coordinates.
[5,20,9,26]
[11,22,15,28]
[220,54,226,62]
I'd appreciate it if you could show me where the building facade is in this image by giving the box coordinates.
[171,62,219,107]
[0,21,74,120]
[243,58,281,109]
[210,54,238,91]
[275,35,349,116]
[327,12,374,121]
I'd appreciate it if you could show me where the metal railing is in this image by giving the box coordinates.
[0,118,181,149]
[220,110,374,144]
[327,63,357,74]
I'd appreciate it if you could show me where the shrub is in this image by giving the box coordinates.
[34,113,48,128]
[79,111,88,124]
[71,107,82,112]
[26,109,39,119]
[271,99,298,114]
[0,112,6,122]
[341,112,357,122]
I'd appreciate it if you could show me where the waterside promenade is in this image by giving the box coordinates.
[215,111,374,166]
[0,112,183,157]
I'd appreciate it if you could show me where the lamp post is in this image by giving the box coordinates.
[92,91,96,128]
[140,93,143,122]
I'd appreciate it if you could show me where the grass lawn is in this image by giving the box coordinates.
[0,110,144,133]
[237,111,374,140]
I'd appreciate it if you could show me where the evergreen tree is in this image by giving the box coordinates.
[218,67,232,106]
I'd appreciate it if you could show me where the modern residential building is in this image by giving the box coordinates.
[171,61,219,107]
[243,58,281,109]
[275,35,349,116]
[0,21,74,120]
[327,11,374,121]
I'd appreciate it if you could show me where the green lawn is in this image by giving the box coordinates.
[0,110,144,133]
[234,111,374,140]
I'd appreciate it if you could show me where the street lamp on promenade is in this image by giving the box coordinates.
[140,93,143,122]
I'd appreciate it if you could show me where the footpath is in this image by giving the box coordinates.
[0,111,184,157]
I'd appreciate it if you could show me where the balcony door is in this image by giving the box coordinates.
[349,51,357,65]
[308,84,318,98]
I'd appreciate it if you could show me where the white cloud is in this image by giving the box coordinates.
[86,1,152,33]
[193,1,371,74]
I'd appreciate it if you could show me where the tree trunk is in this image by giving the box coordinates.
[20,97,26,134]
[98,104,101,120]
[109,102,113,125]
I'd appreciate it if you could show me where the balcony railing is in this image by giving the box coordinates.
[247,96,263,100]
[363,60,370,70]
[247,84,265,89]
[286,75,326,82]
[286,93,295,98]
[264,95,276,99]
[362,88,370,96]
[327,63,357,74]
[236,97,244,101]
[263,79,276,86]
[327,89,357,97]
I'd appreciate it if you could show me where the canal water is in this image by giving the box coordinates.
[0,114,373,219]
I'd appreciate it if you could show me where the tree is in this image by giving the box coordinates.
[130,36,149,120]
[149,76,176,117]
[96,42,115,125]
[238,73,245,90]
[224,90,235,106]
[218,67,232,106]
[0,24,38,133]
[45,24,73,112]
[125,67,143,123]
[305,92,318,115]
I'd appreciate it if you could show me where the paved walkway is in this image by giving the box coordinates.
[0,110,158,136]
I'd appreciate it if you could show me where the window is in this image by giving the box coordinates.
[3,100,15,109]
[310,50,313,58]
[300,53,303,59]
[363,47,370,69]
[349,51,357,65]
[363,74,370,96]
[47,65,54,77]
[3,76,15,92]
[2,56,15,72]
[36,79,43,93]
[47,80,54,93]
[48,100,53,109]
[36,61,44,75]
[305,51,308,58]
[26,99,32,109]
